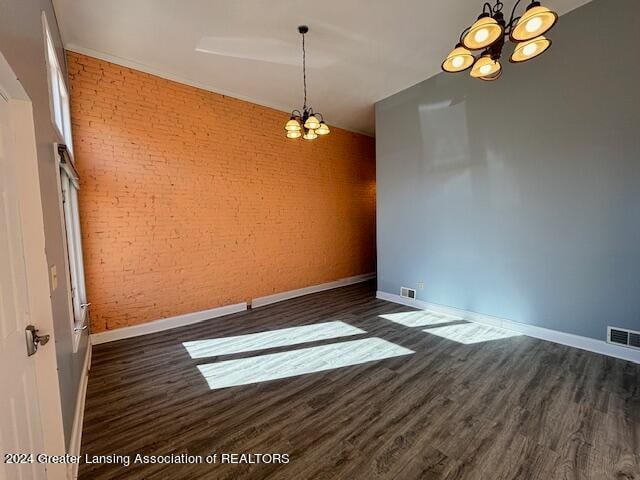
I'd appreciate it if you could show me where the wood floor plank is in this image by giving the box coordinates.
[79,281,640,479]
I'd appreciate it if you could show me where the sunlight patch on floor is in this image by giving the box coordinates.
[380,310,462,327]
[183,321,366,358]
[197,337,414,389]
[424,322,521,344]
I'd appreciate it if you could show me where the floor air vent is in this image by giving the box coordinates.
[400,287,416,300]
[607,327,640,350]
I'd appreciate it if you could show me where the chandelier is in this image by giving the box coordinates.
[284,26,330,140]
[441,0,558,81]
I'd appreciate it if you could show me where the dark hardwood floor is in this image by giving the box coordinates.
[79,281,640,479]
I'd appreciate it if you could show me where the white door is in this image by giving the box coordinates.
[0,92,46,479]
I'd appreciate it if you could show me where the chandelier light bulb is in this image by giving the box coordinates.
[525,16,543,33]
[523,42,538,56]
[474,28,490,43]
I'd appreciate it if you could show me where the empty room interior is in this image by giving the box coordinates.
[1,0,639,479]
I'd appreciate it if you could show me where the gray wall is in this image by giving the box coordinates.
[376,0,640,340]
[0,0,89,446]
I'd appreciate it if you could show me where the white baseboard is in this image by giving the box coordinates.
[90,273,376,344]
[68,339,92,479]
[252,272,377,308]
[90,302,248,345]
[376,291,640,364]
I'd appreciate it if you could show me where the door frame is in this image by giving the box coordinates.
[0,50,67,480]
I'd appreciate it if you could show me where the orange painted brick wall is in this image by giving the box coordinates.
[67,52,376,333]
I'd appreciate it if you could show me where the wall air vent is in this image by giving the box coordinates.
[607,327,640,350]
[400,287,416,300]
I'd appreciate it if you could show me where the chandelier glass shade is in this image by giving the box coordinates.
[441,44,475,73]
[510,35,551,62]
[470,55,502,78]
[480,69,503,81]
[284,26,329,141]
[303,129,318,140]
[462,14,504,50]
[285,117,302,131]
[510,3,558,41]
[316,122,330,135]
[442,0,558,81]
[304,115,320,130]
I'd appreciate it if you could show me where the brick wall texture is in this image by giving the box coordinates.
[67,52,376,333]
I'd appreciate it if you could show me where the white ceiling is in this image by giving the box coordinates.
[53,0,591,135]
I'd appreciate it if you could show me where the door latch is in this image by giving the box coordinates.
[25,325,50,357]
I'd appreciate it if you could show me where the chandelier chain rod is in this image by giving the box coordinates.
[482,2,494,15]
[508,0,526,27]
[302,31,308,110]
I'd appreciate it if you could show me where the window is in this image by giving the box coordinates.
[43,13,73,153]
[43,13,87,348]
[58,154,87,337]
